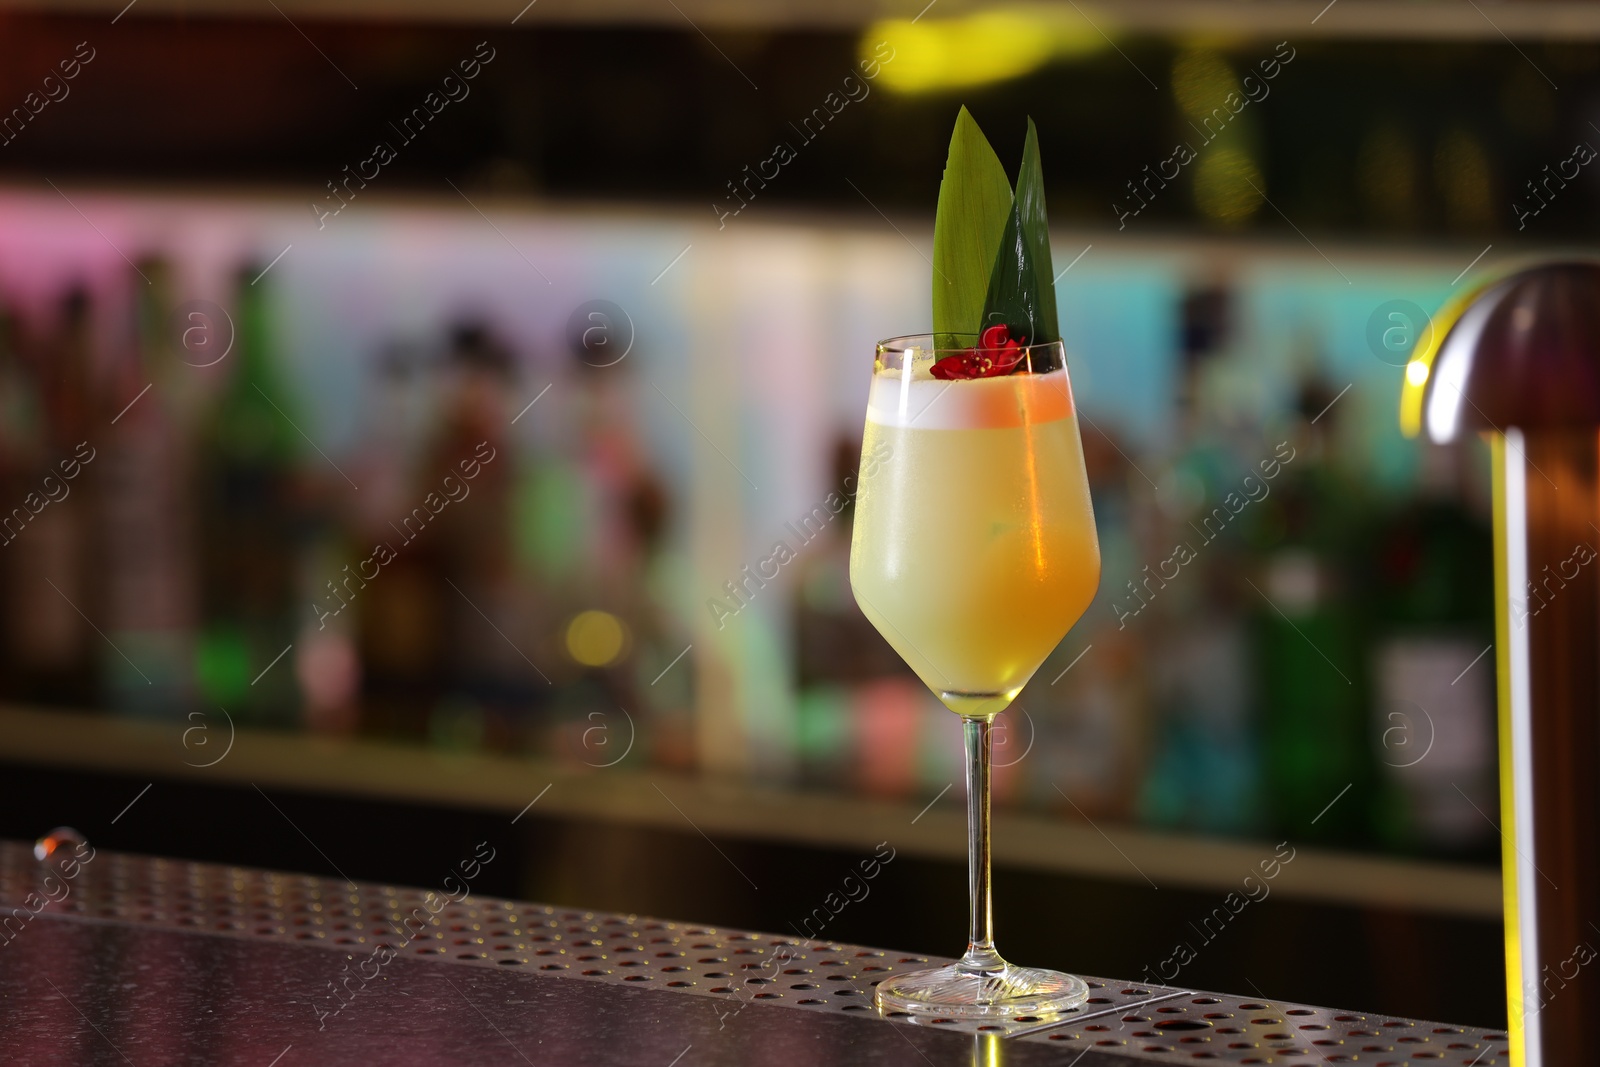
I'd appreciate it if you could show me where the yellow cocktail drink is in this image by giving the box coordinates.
[850,363,1100,717]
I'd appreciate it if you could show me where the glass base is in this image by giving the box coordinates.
[875,960,1090,1019]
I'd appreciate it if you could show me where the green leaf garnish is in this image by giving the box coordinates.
[932,106,1013,350]
[981,117,1060,347]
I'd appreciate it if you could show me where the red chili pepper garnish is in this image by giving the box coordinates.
[928,325,1029,380]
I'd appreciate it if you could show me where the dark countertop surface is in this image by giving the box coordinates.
[0,842,1504,1065]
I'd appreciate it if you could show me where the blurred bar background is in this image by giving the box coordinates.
[2,0,1596,1030]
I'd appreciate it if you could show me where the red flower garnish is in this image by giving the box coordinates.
[929,324,1028,380]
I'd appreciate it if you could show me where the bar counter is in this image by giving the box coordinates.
[0,841,1503,1065]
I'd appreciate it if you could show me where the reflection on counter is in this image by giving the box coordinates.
[0,188,1497,864]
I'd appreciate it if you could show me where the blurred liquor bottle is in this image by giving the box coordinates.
[1244,376,1376,846]
[0,301,42,703]
[102,259,200,717]
[627,466,696,770]
[3,288,103,707]
[295,519,362,737]
[426,321,520,752]
[510,324,691,767]
[513,336,595,758]
[194,266,302,726]
[293,341,417,739]
[350,341,436,740]
[0,305,33,470]
[1137,283,1260,834]
[562,328,681,766]
[1364,439,1496,856]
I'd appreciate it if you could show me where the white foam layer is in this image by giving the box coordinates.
[866,367,1074,430]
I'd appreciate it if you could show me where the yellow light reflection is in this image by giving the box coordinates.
[1172,48,1240,119]
[1398,283,1485,438]
[865,11,1106,94]
[565,610,628,667]
[1194,147,1264,223]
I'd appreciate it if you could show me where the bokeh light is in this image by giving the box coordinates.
[565,610,628,667]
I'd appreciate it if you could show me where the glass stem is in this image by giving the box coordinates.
[959,714,1004,975]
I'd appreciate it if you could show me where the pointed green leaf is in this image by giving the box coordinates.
[932,107,1013,349]
[981,117,1060,347]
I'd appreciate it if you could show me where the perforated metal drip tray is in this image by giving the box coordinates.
[2,841,1505,1064]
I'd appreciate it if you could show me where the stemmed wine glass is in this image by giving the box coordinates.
[849,333,1100,1017]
